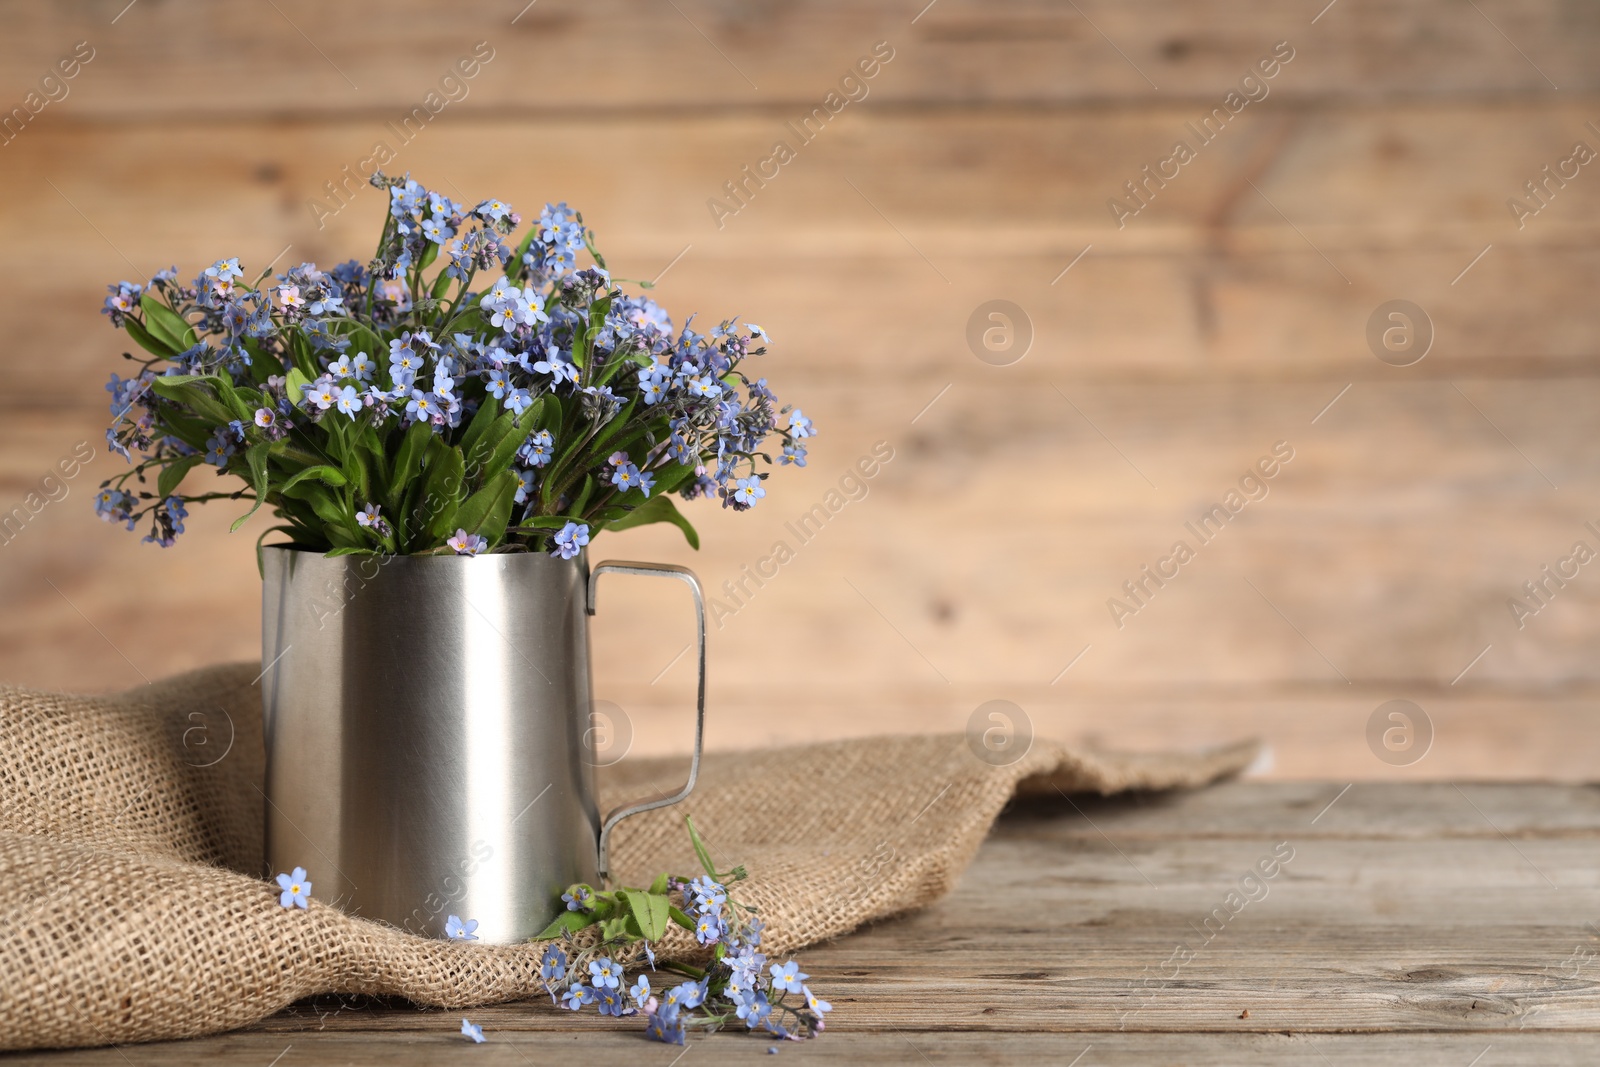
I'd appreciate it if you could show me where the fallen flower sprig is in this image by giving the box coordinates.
[535,817,831,1045]
[267,820,826,1046]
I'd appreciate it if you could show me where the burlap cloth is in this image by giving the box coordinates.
[0,663,1257,1051]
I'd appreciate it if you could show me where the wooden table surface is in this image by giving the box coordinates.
[15,780,1600,1064]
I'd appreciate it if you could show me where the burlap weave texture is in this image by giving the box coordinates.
[0,663,1256,1051]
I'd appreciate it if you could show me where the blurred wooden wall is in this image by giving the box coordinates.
[1,0,1598,777]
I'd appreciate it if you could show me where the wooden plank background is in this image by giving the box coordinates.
[0,0,1595,778]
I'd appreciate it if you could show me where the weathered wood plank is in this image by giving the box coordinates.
[1046,781,1600,837]
[14,1031,1599,1066]
[125,787,1596,1051]
[11,103,1600,249]
[2,0,1596,118]
[1007,779,1600,840]
[4,100,1598,400]
[793,841,1600,1033]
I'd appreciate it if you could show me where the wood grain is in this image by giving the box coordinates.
[0,2,1597,782]
[6,376,1600,778]
[10,380,1599,682]
[1,0,1596,116]
[3,5,1599,1062]
[3,98,1598,405]
[14,783,1600,1063]
[17,1032,1597,1065]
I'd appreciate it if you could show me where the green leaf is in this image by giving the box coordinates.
[535,909,598,939]
[147,406,212,446]
[593,347,645,390]
[276,504,321,537]
[325,523,363,549]
[287,331,318,379]
[570,473,595,518]
[241,338,271,379]
[589,893,619,922]
[389,418,433,500]
[620,888,672,942]
[420,441,467,541]
[284,366,314,410]
[686,815,717,878]
[146,372,211,388]
[543,427,594,506]
[339,429,372,502]
[280,465,349,493]
[357,422,389,485]
[458,395,503,472]
[307,489,350,527]
[324,546,378,557]
[430,267,455,300]
[210,373,257,421]
[150,375,234,425]
[229,442,272,533]
[139,294,197,351]
[317,414,355,497]
[649,872,670,896]
[479,407,536,482]
[668,905,696,931]
[280,478,325,503]
[446,304,488,336]
[156,454,203,499]
[601,915,636,942]
[123,317,177,357]
[603,494,700,550]
[417,239,440,272]
[254,524,300,577]
[534,395,562,434]
[653,462,697,498]
[453,469,519,545]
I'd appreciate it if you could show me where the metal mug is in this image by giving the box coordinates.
[259,546,705,944]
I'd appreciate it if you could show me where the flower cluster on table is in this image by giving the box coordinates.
[537,817,831,1044]
[94,174,812,557]
[272,819,830,1048]
[539,873,830,1045]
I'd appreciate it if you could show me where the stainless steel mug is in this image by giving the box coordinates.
[260,546,705,944]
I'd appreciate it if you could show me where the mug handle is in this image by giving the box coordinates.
[586,560,707,884]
